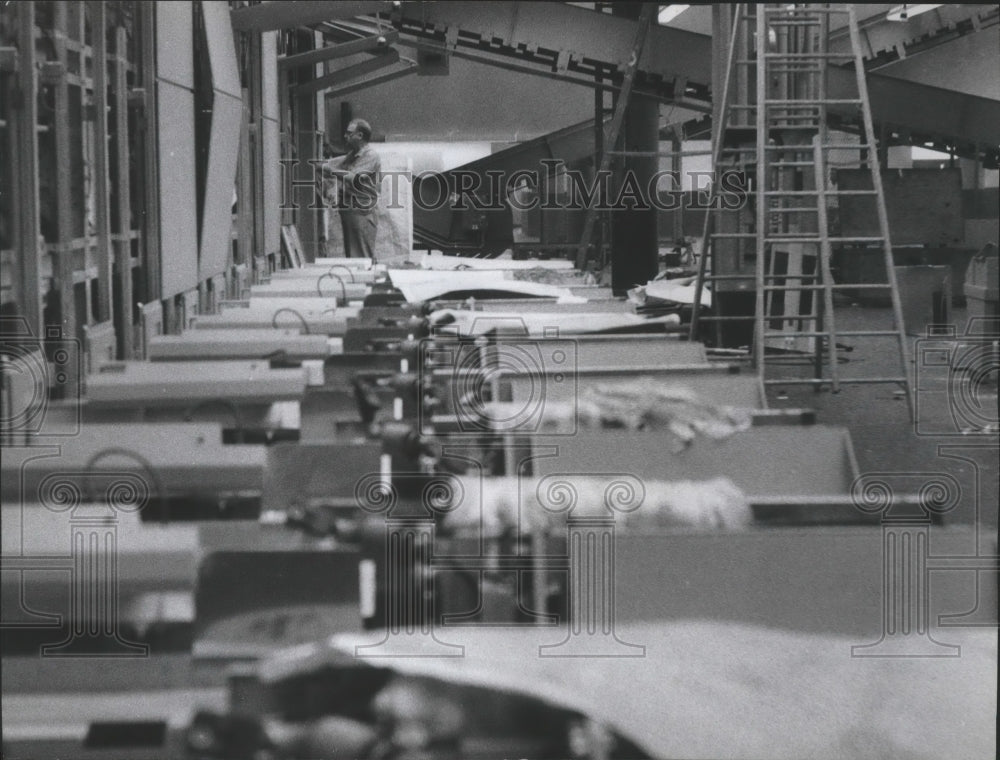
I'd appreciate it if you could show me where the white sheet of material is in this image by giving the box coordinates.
[634,277,712,307]
[428,309,680,337]
[414,253,575,271]
[387,269,585,303]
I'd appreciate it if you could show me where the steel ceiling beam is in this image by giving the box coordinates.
[389,0,712,90]
[323,61,418,99]
[278,30,399,70]
[291,48,400,97]
[384,1,997,155]
[230,1,392,32]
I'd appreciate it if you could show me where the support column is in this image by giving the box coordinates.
[92,1,113,326]
[609,3,657,295]
[53,2,79,398]
[610,94,658,295]
[112,27,134,358]
[15,3,43,334]
[291,32,322,262]
[140,1,161,304]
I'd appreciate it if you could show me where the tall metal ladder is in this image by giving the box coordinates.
[690,4,914,416]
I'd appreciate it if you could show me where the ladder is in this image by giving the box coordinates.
[690,4,914,416]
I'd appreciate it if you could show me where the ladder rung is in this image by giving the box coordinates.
[767,67,825,75]
[766,19,825,26]
[704,273,756,280]
[764,236,885,243]
[838,330,908,337]
[770,161,817,167]
[765,143,867,151]
[831,283,894,290]
[695,315,756,322]
[764,99,863,106]
[767,330,902,338]
[760,190,878,196]
[763,6,851,14]
[764,53,856,60]
[763,285,826,292]
[735,62,832,72]
[762,283,896,292]
[711,233,757,239]
[764,378,909,386]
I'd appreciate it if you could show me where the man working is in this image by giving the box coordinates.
[322,119,381,258]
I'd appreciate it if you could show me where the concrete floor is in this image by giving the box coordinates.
[767,302,999,531]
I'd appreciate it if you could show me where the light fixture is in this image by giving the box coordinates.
[658,4,690,25]
[886,4,942,22]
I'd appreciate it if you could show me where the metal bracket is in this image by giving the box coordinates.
[555,49,570,74]
[39,60,65,83]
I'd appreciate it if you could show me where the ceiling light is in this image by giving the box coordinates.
[658,5,690,25]
[886,4,942,22]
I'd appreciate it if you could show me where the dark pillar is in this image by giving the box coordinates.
[610,4,658,295]
[610,95,659,295]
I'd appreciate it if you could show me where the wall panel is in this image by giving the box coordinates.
[157,81,199,298]
[156,0,198,298]
[199,1,243,279]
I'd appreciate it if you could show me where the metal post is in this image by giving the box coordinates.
[754,6,768,373]
[91,1,114,325]
[574,2,654,272]
[237,91,254,268]
[53,2,79,398]
[112,27,134,358]
[16,3,43,334]
[140,1,161,304]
